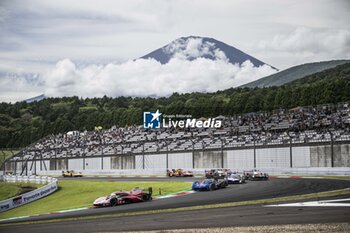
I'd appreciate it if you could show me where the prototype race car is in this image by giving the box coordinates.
[227,173,245,184]
[205,169,231,179]
[93,187,152,207]
[244,169,269,181]
[62,170,83,177]
[192,178,228,191]
[167,169,193,177]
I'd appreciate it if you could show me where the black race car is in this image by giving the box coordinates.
[205,169,231,179]
[244,169,269,181]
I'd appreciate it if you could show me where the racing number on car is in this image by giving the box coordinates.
[117,200,125,205]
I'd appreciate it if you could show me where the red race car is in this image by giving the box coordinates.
[93,187,152,207]
[167,169,193,177]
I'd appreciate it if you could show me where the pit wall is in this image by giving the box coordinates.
[7,144,350,176]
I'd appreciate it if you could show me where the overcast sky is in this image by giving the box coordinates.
[0,0,349,102]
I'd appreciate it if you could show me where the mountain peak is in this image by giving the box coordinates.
[141,36,276,69]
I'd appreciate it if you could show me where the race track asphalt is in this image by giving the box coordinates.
[1,178,350,233]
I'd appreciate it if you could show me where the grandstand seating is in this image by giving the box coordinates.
[8,103,350,162]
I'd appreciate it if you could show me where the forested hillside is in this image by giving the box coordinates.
[241,60,349,88]
[0,62,349,148]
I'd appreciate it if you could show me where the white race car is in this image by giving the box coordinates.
[227,173,245,184]
[244,169,269,181]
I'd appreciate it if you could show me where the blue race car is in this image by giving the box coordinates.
[192,178,228,191]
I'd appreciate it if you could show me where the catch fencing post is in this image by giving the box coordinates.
[221,138,224,168]
[66,153,68,170]
[40,153,43,171]
[166,141,169,169]
[142,142,145,169]
[290,139,293,168]
[253,137,256,168]
[192,139,195,169]
[330,131,334,167]
[34,154,37,175]
[101,145,104,170]
[54,149,57,170]
[83,147,86,170]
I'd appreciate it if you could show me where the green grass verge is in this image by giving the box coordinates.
[0,182,42,201]
[0,180,191,220]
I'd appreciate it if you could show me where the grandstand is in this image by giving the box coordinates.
[3,102,350,175]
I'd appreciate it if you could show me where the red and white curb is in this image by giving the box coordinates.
[0,189,194,222]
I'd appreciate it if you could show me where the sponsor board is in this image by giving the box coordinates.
[0,177,58,212]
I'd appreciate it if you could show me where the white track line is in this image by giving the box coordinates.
[266,198,350,207]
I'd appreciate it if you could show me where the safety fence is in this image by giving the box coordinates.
[0,175,58,212]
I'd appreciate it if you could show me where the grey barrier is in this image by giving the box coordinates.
[0,175,58,212]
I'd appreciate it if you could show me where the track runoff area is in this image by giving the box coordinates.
[0,175,350,233]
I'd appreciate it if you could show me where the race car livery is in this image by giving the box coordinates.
[227,173,245,184]
[244,169,269,181]
[167,169,193,177]
[192,178,228,191]
[93,187,152,207]
[62,170,83,177]
[93,188,152,207]
[205,169,231,179]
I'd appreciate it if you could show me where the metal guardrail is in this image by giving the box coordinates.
[0,175,58,212]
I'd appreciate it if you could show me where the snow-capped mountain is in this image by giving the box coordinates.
[22,36,278,102]
[141,36,276,69]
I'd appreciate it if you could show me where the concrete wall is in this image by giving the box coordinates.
[145,154,166,169]
[68,159,83,170]
[334,144,350,167]
[256,147,290,168]
[226,149,254,170]
[85,158,101,170]
[56,159,67,170]
[292,146,310,167]
[111,155,135,169]
[168,152,193,169]
[103,157,111,170]
[135,155,144,169]
[310,144,350,167]
[194,151,222,168]
[310,145,332,167]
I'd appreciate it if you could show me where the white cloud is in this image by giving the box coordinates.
[255,27,350,67]
[0,73,42,103]
[0,36,282,102]
[41,56,276,99]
